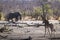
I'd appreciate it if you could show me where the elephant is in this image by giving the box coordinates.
[6,12,22,23]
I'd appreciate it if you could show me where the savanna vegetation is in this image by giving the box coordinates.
[0,0,60,21]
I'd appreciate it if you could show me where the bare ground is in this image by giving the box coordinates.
[0,23,60,40]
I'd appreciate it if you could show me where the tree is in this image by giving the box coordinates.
[0,13,1,20]
[42,3,53,19]
[0,4,3,20]
[33,7,43,20]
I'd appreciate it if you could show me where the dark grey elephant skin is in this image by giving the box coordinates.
[6,12,22,22]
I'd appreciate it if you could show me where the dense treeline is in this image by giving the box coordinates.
[0,0,60,20]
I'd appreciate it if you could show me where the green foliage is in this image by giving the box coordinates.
[0,13,1,20]
[33,7,43,16]
[32,7,43,20]
[44,4,53,16]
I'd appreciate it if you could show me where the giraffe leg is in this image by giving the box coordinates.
[50,30,52,37]
[50,24,55,37]
[50,26,53,37]
[48,28,50,35]
[44,27,46,37]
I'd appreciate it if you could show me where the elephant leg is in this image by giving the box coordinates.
[18,16,21,20]
[15,18,18,21]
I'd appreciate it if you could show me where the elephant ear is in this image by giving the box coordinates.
[19,14,22,20]
[15,12,22,20]
[18,12,21,20]
[5,14,9,21]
